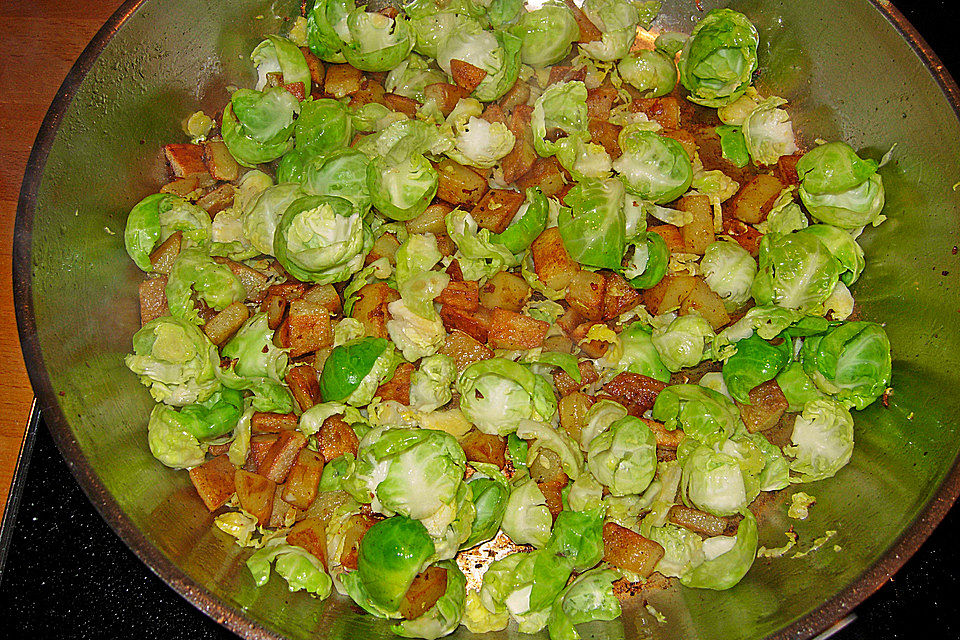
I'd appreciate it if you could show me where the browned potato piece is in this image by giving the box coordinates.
[352,282,401,339]
[498,80,530,112]
[586,84,618,120]
[261,293,287,330]
[301,47,325,87]
[680,278,731,330]
[723,216,763,256]
[269,483,300,528]
[216,258,270,302]
[547,65,587,86]
[258,429,308,484]
[531,227,580,291]
[375,362,415,405]
[479,271,530,312]
[643,417,685,449]
[188,454,237,512]
[439,329,493,372]
[601,373,667,416]
[282,449,325,510]
[247,434,279,471]
[203,301,250,346]
[648,224,686,254]
[731,174,784,224]
[516,156,566,197]
[286,364,320,411]
[303,284,342,317]
[324,64,363,98]
[630,97,680,129]
[268,281,307,300]
[348,78,386,107]
[736,379,789,433]
[439,304,493,343]
[163,143,207,177]
[160,175,201,197]
[602,272,642,320]
[487,308,549,350]
[407,202,452,235]
[235,469,276,527]
[538,476,568,520]
[643,274,698,315]
[366,232,400,266]
[198,184,236,216]
[553,360,599,397]
[542,334,574,354]
[450,58,487,93]
[287,517,327,568]
[436,158,489,206]
[149,231,182,274]
[559,392,594,443]
[602,522,665,578]
[588,118,622,159]
[564,0,602,41]
[287,300,333,357]
[460,430,507,468]
[502,105,537,185]
[436,280,480,312]
[566,270,606,322]
[668,505,728,537]
[252,412,298,434]
[678,195,715,255]
[400,567,448,621]
[202,140,239,181]
[424,83,470,117]
[383,92,421,118]
[319,415,360,462]
[340,513,380,570]
[471,189,525,234]
[139,276,169,325]
[775,154,803,186]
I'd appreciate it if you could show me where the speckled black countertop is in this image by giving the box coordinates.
[3,1,960,639]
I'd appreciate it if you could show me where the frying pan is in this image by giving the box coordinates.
[13,0,960,638]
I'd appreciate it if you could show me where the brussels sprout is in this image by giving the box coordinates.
[714,125,750,168]
[578,0,644,62]
[298,148,372,215]
[352,516,436,611]
[242,183,306,256]
[621,231,669,290]
[701,240,758,310]
[678,440,749,516]
[457,359,558,436]
[222,313,288,381]
[167,386,244,441]
[368,154,439,222]
[797,142,885,229]
[651,313,717,372]
[507,432,529,473]
[492,188,549,253]
[445,210,518,281]
[392,560,467,639]
[502,475,553,548]
[785,398,855,482]
[618,322,671,382]
[800,321,891,409]
[479,549,571,633]
[648,525,706,579]
[320,338,401,406]
[586,416,658,496]
[385,54,448,102]
[797,224,864,286]
[618,50,678,98]
[165,248,246,325]
[655,30,688,57]
[678,9,759,107]
[754,188,808,237]
[274,195,368,284]
[776,360,827,412]
[679,509,758,590]
[222,88,300,167]
[515,3,579,67]
[652,384,740,446]
[579,399,629,451]
[613,129,693,204]
[339,8,416,72]
[487,0,525,27]
[124,194,212,271]
[558,178,626,269]
[742,97,797,166]
[546,568,621,640]
[566,472,604,512]
[251,35,311,94]
[722,333,792,404]
[305,0,351,61]
[295,98,354,156]
[464,463,510,549]
[387,298,448,361]
[247,536,332,597]
[544,509,605,572]
[748,432,790,491]
[516,420,584,479]
[210,206,259,262]
[752,231,840,312]
[408,9,483,60]
[436,27,522,101]
[409,354,457,413]
[442,98,516,169]
[146,404,206,469]
[462,590,509,634]
[532,81,590,159]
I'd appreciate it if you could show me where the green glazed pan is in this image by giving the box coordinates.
[13,0,960,638]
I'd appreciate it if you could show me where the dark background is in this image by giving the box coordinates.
[3,0,960,638]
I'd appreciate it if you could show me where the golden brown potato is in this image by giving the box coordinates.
[258,429,308,484]
[324,64,364,98]
[736,379,789,433]
[400,566,448,621]
[731,173,784,224]
[281,449,325,510]
[352,282,401,339]
[648,224,686,254]
[235,469,276,527]
[203,301,250,346]
[680,278,731,330]
[602,522,665,578]
[460,430,507,468]
[287,517,328,568]
[198,183,236,216]
[600,373,667,416]
[436,280,480,312]
[302,284,342,317]
[498,80,530,113]
[668,505,729,537]
[287,300,333,357]
[538,476,568,520]
[516,156,566,197]
[553,360,599,397]
[531,227,580,291]
[436,159,489,206]
[216,258,271,302]
[251,412,298,434]
[586,84,618,120]
[406,202,452,236]
[661,129,698,162]
[247,434,279,472]
[723,216,763,256]
[374,362,415,406]
[450,58,487,92]
[602,272,643,320]
[678,195,715,255]
[339,513,379,571]
[478,270,530,312]
[643,417,685,449]
[502,105,537,185]
[318,415,360,462]
[642,274,698,315]
[564,0,602,41]
[566,271,606,322]
[202,140,239,181]
[487,308,549,350]
[775,154,803,186]
[559,391,594,443]
[439,304,493,343]
[588,118,622,159]
[188,454,237,512]
[471,189,525,234]
[301,47,325,87]
[286,365,320,412]
[139,276,169,325]
[268,483,300,528]
[630,97,680,129]
[439,329,493,372]
[383,92,420,117]
[149,231,181,275]
[366,232,400,266]
[163,143,207,178]
[424,83,470,117]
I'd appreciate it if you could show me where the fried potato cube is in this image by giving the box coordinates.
[216,258,270,301]
[406,202,452,235]
[531,227,580,291]
[439,304,493,343]
[661,128,698,162]
[642,274,698,315]
[400,566,448,621]
[163,143,207,177]
[287,299,333,357]
[261,293,287,330]
[436,280,480,312]
[723,217,763,256]
[286,364,320,412]
[478,271,530,313]
[450,58,487,93]
[566,270,606,322]
[668,505,729,537]
[365,232,400,266]
[188,454,237,512]
[602,522,665,578]
[775,154,803,186]
[436,158,489,206]
[269,483,300,528]
[281,449,325,510]
[547,65,587,86]
[235,469,276,527]
[630,97,680,129]
[460,430,507,468]
[198,183,236,216]
[678,195,715,256]
[559,391,594,444]
[600,372,667,415]
[383,92,420,117]
[203,301,250,346]
[375,362,415,405]
[324,64,364,98]
[564,0,602,42]
[516,156,566,197]
[643,417,685,449]
[553,360,599,397]
[588,118,622,159]
[251,412,298,434]
[139,276,169,325]
[731,174,784,224]
[339,513,379,570]
[258,429,308,484]
[302,284,342,317]
[202,140,239,181]
[602,272,642,320]
[487,308,549,350]
[736,379,789,433]
[301,47,325,87]
[319,415,360,462]
[348,77,386,107]
[247,434,279,471]
[648,224,686,254]
[149,231,182,275]
[287,516,328,568]
[471,189,525,234]
[538,477,568,520]
[439,329,493,372]
[352,282,401,339]
[498,80,530,112]
[680,277,731,330]
[502,105,537,185]
[424,83,470,117]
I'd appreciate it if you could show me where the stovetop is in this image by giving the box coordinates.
[4,1,960,638]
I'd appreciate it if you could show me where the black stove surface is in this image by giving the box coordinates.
[4,1,960,639]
